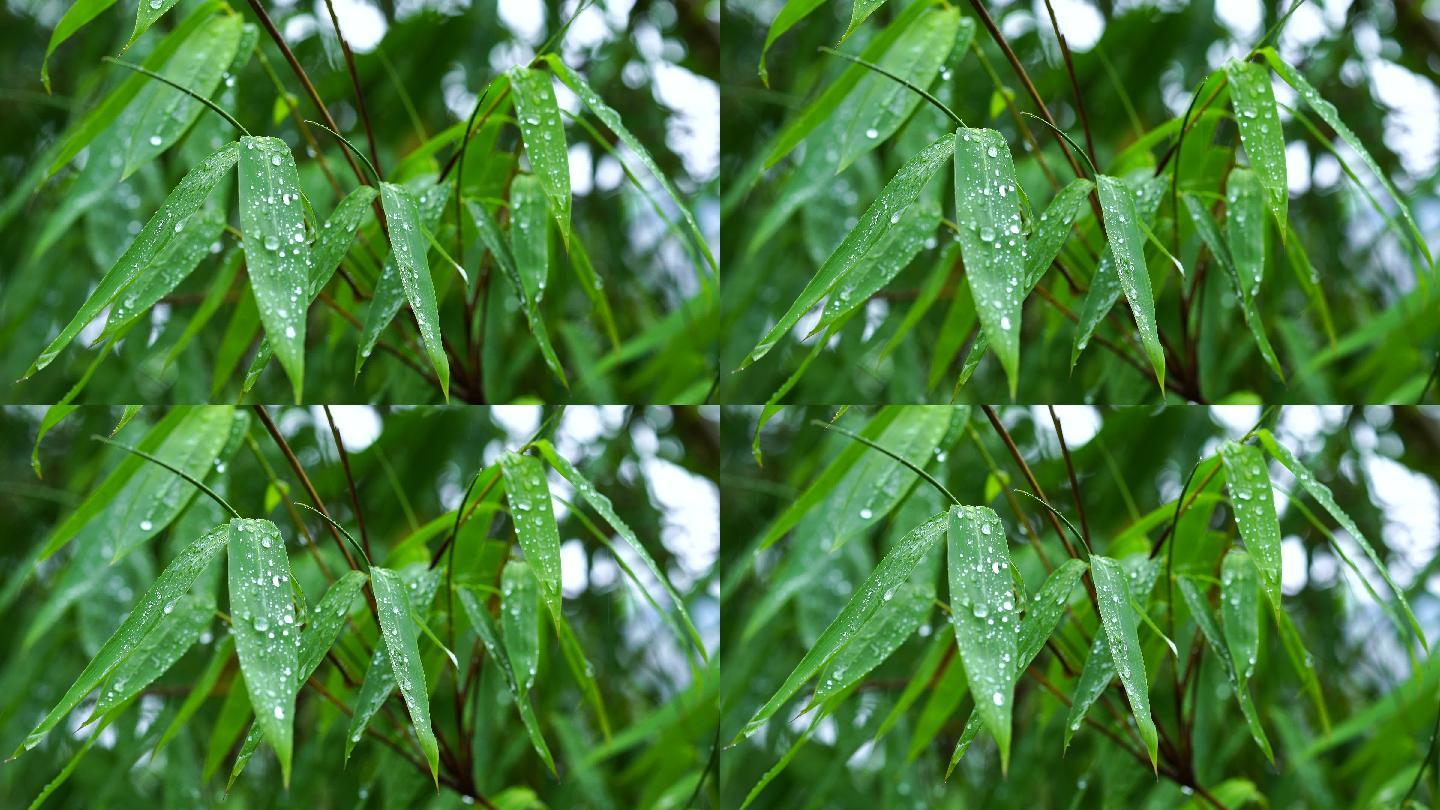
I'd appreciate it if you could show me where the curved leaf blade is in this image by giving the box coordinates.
[371,566,439,783]
[457,585,556,773]
[93,593,212,716]
[1096,174,1165,393]
[1225,59,1288,235]
[1176,575,1274,762]
[507,66,570,241]
[1220,550,1261,683]
[500,452,564,621]
[1090,555,1158,769]
[378,181,450,400]
[1219,440,1282,606]
[356,180,449,376]
[465,199,567,385]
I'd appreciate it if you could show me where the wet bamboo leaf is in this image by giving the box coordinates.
[1071,175,1165,369]
[371,566,439,783]
[1176,576,1274,762]
[153,635,233,755]
[741,134,953,369]
[946,504,1019,771]
[356,180,449,376]
[757,0,824,84]
[1257,430,1427,650]
[1220,550,1261,684]
[378,181,450,400]
[15,522,230,756]
[1219,440,1282,607]
[93,593,211,715]
[101,209,226,340]
[501,560,541,694]
[507,66,570,240]
[1090,554,1158,769]
[130,0,186,49]
[345,567,441,762]
[457,585,556,773]
[500,452,564,622]
[466,199,567,385]
[813,580,932,703]
[1225,59,1288,234]
[1023,178,1094,291]
[41,0,118,91]
[535,440,706,658]
[1226,168,1266,297]
[814,202,940,334]
[511,174,551,306]
[954,128,1027,396]
[1181,193,1284,379]
[736,512,948,740]
[844,0,892,40]
[23,140,240,380]
[1096,174,1165,393]
[226,518,298,787]
[238,136,311,402]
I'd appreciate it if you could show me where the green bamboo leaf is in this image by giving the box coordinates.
[1096,174,1165,393]
[1220,550,1261,684]
[534,440,707,659]
[954,129,1027,397]
[832,9,963,173]
[41,0,119,92]
[501,559,541,694]
[31,405,78,478]
[1257,430,1427,650]
[92,593,211,715]
[736,511,948,741]
[371,566,440,783]
[1225,59,1288,235]
[946,504,1019,771]
[14,522,230,757]
[757,0,825,85]
[165,245,241,368]
[813,202,940,334]
[875,632,950,741]
[507,66,570,241]
[457,585,556,774]
[1090,554,1158,770]
[153,635,233,755]
[356,180,450,377]
[511,174,551,306]
[1176,575,1274,762]
[741,134,954,369]
[1181,192,1284,380]
[22,140,240,380]
[100,209,226,341]
[543,54,717,275]
[226,518,298,787]
[500,452,564,622]
[203,672,251,781]
[813,580,932,704]
[345,567,441,762]
[844,0,892,40]
[1259,48,1432,265]
[1219,440,1282,607]
[1071,175,1165,369]
[377,181,450,400]
[1226,168,1266,297]
[129,0,185,49]
[466,199,567,385]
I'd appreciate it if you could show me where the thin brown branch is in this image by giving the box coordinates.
[323,405,372,558]
[320,0,383,178]
[1047,406,1091,547]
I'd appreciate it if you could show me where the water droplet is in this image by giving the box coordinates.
[992,691,1004,706]
[149,135,162,146]
[273,706,285,719]
[859,508,873,520]
[865,127,879,140]
[140,519,154,531]
[271,155,282,166]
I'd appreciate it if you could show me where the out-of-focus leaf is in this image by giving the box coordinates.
[226,518,298,787]
[92,592,211,715]
[1225,59,1288,234]
[1096,174,1165,393]
[101,209,226,341]
[1219,440,1282,606]
[1182,193,1284,379]
[1221,549,1262,682]
[1090,555,1158,769]
[1177,575,1274,762]
[507,66,570,241]
[466,199,567,385]
[41,0,119,92]
[757,0,825,85]
[153,635,233,755]
[457,585,556,774]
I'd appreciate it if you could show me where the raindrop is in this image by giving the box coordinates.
[149,135,162,146]
[140,519,154,531]
[865,128,879,140]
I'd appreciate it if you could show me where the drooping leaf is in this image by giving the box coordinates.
[511,174,551,305]
[457,585,556,774]
[813,202,940,334]
[1090,554,1158,769]
[814,580,932,704]
[378,181,450,400]
[507,66,570,241]
[41,0,119,92]
[1023,178,1094,291]
[1096,174,1165,393]
[101,209,226,341]
[1218,440,1282,607]
[1220,550,1261,683]
[501,559,542,694]
[741,134,954,369]
[344,567,441,762]
[356,179,449,376]
[1226,168,1266,297]
[954,129,1027,397]
[92,593,212,715]
[226,518,298,787]
[500,452,564,621]
[371,566,439,783]
[1071,174,1165,369]
[466,199,567,385]
[757,0,825,85]
[22,140,240,380]
[15,522,230,756]
[1224,59,1288,235]
[736,512,948,740]
[1176,576,1275,762]
[129,0,186,49]
[844,0,892,40]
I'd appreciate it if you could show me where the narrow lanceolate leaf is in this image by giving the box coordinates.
[1064,557,1161,750]
[457,586,556,773]
[239,136,311,402]
[153,635,233,755]
[954,129,1026,397]
[510,174,551,306]
[833,8,962,172]
[1221,551,1261,683]
[543,55,716,275]
[501,560,541,694]
[1219,441,1282,607]
[379,181,450,400]
[1176,576,1274,762]
[737,512,948,741]
[23,141,239,379]
[1024,179,1094,291]
[1090,555,1158,769]
[102,210,226,341]
[946,505,1019,772]
[1225,59,1288,234]
[226,518,299,787]
[93,593,211,716]
[1096,174,1165,393]
[15,523,229,757]
[507,66,570,240]
[844,0,891,40]
[742,135,954,368]
[41,0,119,91]
[356,180,450,376]
[345,568,441,762]
[371,566,439,783]
[1226,168,1266,297]
[1258,430,1428,651]
[1181,193,1284,380]
[466,199,567,384]
[500,452,564,622]
[130,0,186,49]
[1260,48,1431,265]
[814,203,940,334]
[1072,175,1165,369]
[757,0,824,84]
[813,581,932,704]
[534,440,706,659]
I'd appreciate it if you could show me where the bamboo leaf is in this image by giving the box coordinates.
[1176,575,1274,762]
[41,0,119,92]
[500,452,564,621]
[129,0,185,50]
[22,140,240,380]
[356,180,450,377]
[225,518,298,787]
[457,585,556,773]
[501,559,541,694]
[736,512,948,741]
[1090,554,1158,770]
[1024,178,1094,290]
[844,0,892,40]
[1219,440,1282,607]
[379,181,450,400]
[814,580,932,704]
[1225,59,1288,236]
[507,66,570,241]
[813,202,940,335]
[758,0,825,85]
[1220,550,1261,685]
[371,566,439,784]
[1071,175,1165,369]
[1225,168,1267,298]
[946,504,1019,771]
[741,134,954,369]
[101,209,227,341]
[954,129,1027,397]
[511,174,551,308]
[1096,174,1165,393]
[15,522,230,757]
[345,567,441,762]
[466,199,567,385]
[92,593,211,715]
